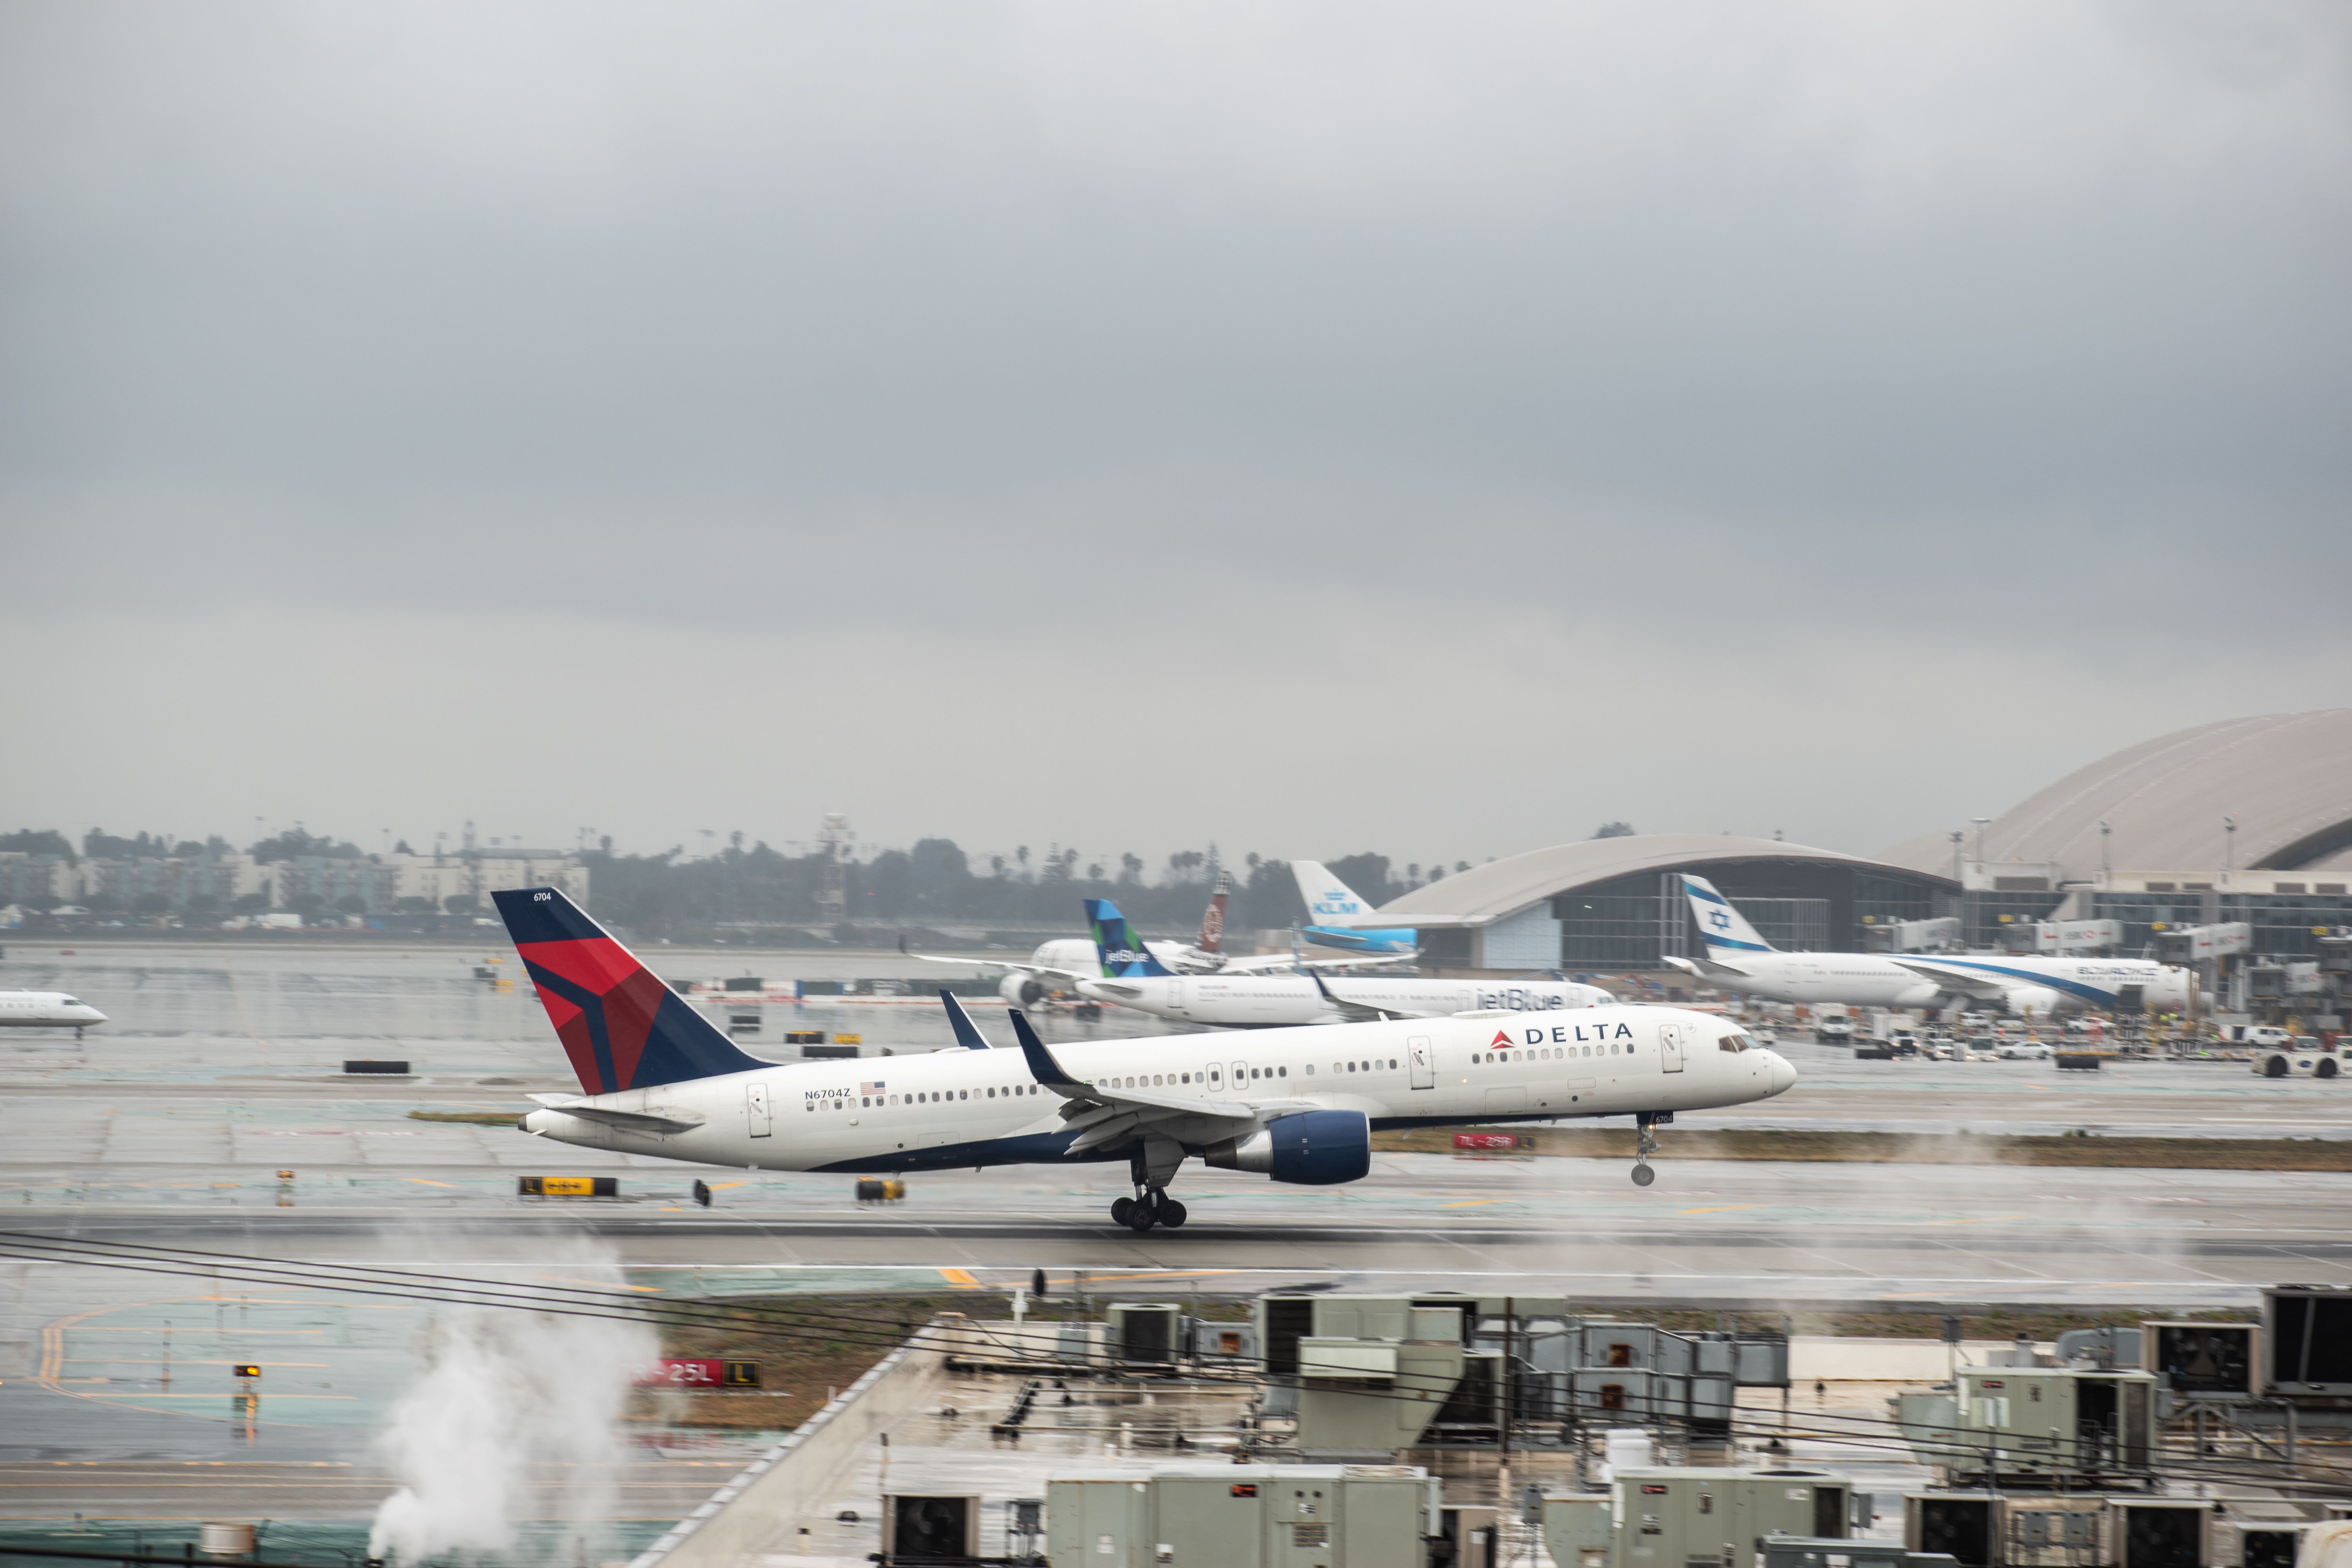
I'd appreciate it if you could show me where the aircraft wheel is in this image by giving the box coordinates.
[1124,1200,1157,1233]
[1110,1196,1136,1227]
[1630,1164,1657,1187]
[1156,1196,1188,1229]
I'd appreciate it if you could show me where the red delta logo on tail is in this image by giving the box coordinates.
[492,887,766,1095]
[517,932,674,1094]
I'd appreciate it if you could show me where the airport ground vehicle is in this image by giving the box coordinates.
[2251,1039,2343,1078]
[1814,1015,1855,1044]
[1996,1038,2053,1061]
[493,887,1798,1222]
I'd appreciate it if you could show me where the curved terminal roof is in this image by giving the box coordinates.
[1374,833,1952,927]
[1877,708,2352,878]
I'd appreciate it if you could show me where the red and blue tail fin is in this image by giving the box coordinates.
[493,887,769,1094]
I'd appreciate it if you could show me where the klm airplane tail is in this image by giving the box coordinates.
[1291,860,1374,924]
[494,887,769,1094]
[1085,898,1173,977]
[1682,875,1776,957]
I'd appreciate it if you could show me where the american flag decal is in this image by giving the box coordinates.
[861,1081,886,1094]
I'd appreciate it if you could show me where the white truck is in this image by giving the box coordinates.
[1812,1004,1855,1045]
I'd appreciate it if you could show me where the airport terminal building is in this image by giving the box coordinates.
[1376,833,1956,974]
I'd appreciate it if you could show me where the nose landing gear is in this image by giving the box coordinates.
[1630,1111,1666,1186]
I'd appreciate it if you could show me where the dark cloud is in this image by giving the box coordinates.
[3,1,2347,859]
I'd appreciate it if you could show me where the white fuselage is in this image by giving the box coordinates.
[516,1004,1794,1174]
[1075,975,1612,1028]
[1686,951,2191,1015]
[0,991,107,1030]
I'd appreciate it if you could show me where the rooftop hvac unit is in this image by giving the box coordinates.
[2234,1525,2301,1568]
[880,1494,979,1562]
[1045,1464,1436,1568]
[2118,1501,2210,1568]
[1107,1303,1184,1367]
[2265,1286,2352,1395]
[2145,1322,2258,1399]
[1907,1494,1997,1568]
[1952,1365,2159,1476]
[1612,1466,1858,1568]
[1764,1537,1960,1568]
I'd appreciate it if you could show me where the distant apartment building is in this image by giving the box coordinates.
[0,847,585,918]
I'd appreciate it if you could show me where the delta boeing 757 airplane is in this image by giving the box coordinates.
[494,887,1795,1227]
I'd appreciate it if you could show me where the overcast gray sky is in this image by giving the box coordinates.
[4,1,2348,868]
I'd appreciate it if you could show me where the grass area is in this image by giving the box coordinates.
[1369,1126,2352,1169]
[406,1108,520,1125]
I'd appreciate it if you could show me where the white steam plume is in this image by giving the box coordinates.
[368,1252,657,1566]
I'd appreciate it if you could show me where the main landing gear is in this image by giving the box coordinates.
[1111,1138,1188,1231]
[1110,1190,1188,1232]
[1631,1111,1668,1187]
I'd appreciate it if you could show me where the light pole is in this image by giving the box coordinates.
[2099,819,2111,879]
[2223,815,2237,873]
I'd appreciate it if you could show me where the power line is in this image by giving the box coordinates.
[5,1233,2340,1494]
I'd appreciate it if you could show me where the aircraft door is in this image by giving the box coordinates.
[1658,1022,1685,1073]
[1167,978,1189,1015]
[1408,1035,1435,1090]
[1231,1061,1250,1092]
[747,1081,773,1137]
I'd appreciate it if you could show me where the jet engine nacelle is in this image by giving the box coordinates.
[1203,1109,1370,1185]
[2002,985,2063,1019]
[1000,972,1049,1007]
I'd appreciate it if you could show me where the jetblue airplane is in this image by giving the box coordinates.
[902,880,1367,1007]
[495,887,1795,1225]
[1291,861,1419,955]
[1082,903,1611,1026]
[0,990,107,1038]
[1663,876,2192,1018]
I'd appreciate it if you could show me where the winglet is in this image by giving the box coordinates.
[940,990,993,1050]
[1007,1008,1087,1091]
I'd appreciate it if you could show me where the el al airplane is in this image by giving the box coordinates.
[1290,861,1419,956]
[0,990,107,1038]
[496,886,1795,1224]
[1081,914,1613,1027]
[1663,875,2192,1018]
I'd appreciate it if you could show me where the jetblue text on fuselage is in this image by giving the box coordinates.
[1478,987,1576,1012]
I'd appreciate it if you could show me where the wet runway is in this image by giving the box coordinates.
[3,941,2344,1485]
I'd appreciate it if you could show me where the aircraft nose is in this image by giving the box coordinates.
[1764,1051,1797,1096]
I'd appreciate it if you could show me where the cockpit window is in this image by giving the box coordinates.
[59,996,81,1006]
[1718,1032,1750,1053]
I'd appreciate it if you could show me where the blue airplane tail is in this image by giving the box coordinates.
[1085,898,1173,977]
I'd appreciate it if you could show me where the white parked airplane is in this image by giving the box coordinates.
[0,990,107,1038]
[903,885,1401,1007]
[1663,876,2192,1018]
[495,886,1795,1224]
[1080,956,1612,1029]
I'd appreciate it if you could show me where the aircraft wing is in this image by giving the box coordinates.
[1661,953,1755,980]
[525,1094,705,1134]
[1005,1008,1316,1153]
[1889,960,2010,1001]
[1305,969,1430,1023]
[896,936,1084,982]
[1207,951,1416,975]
